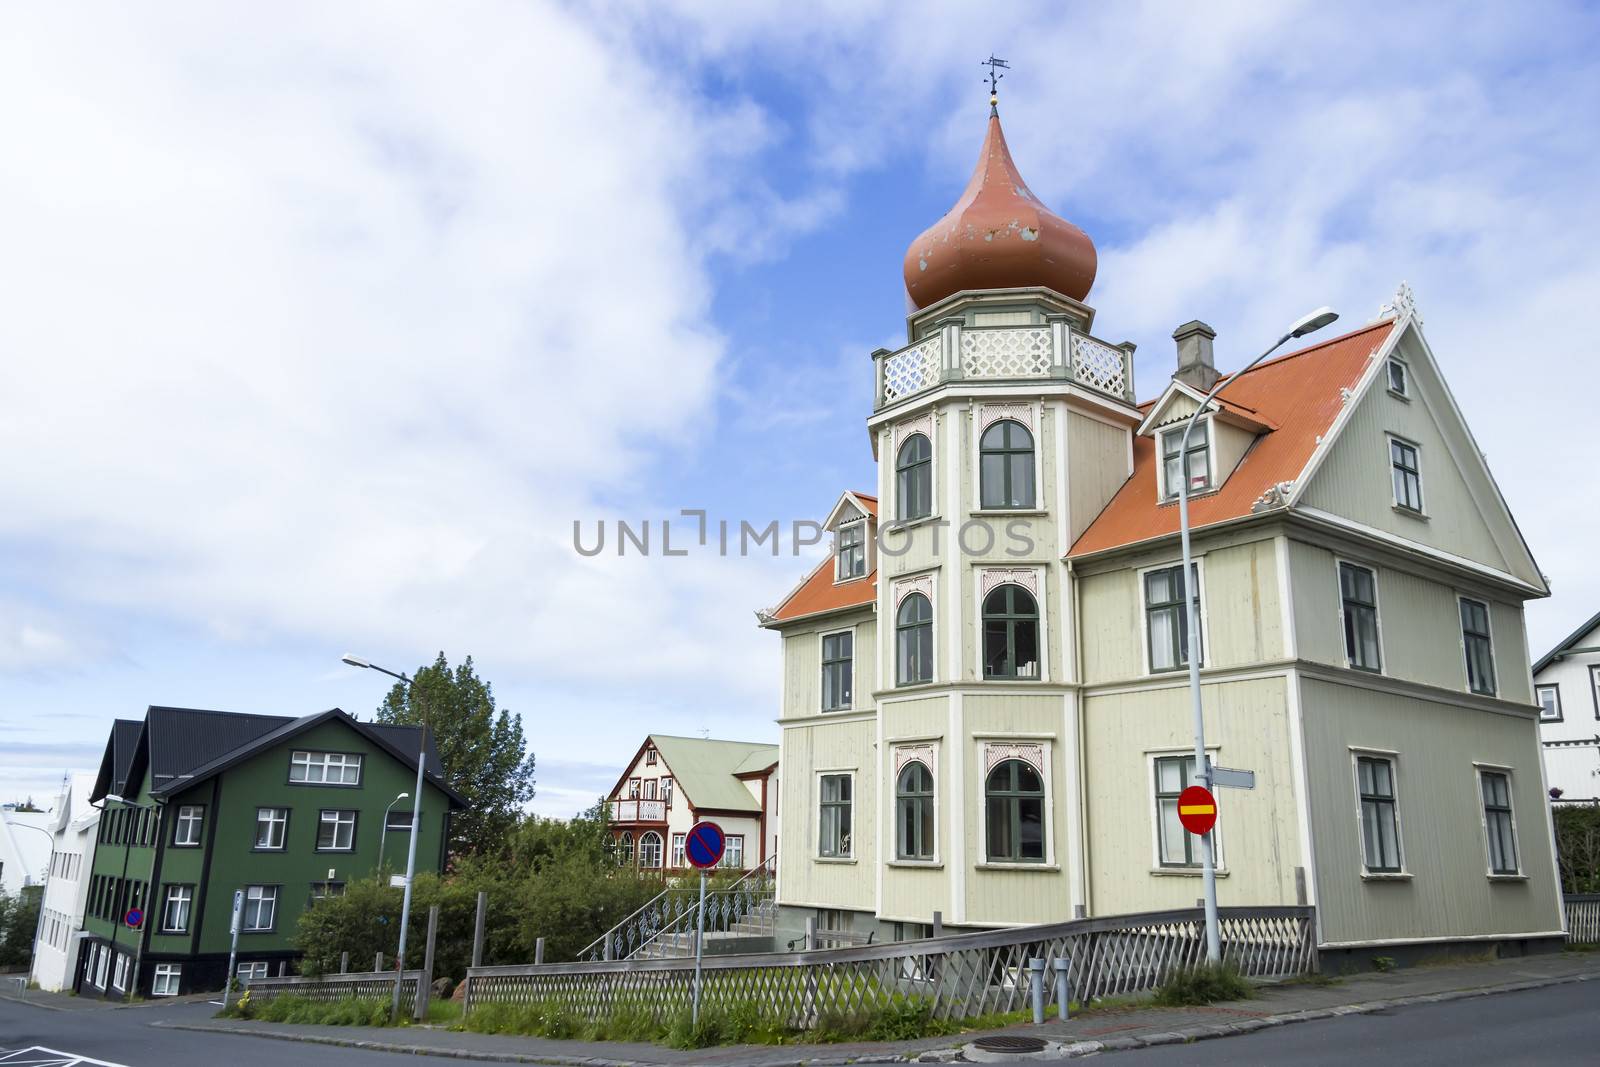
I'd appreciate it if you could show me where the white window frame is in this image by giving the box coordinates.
[638,830,663,869]
[152,962,181,997]
[1334,557,1385,674]
[173,805,204,847]
[834,519,868,582]
[237,961,270,980]
[161,884,193,933]
[670,832,686,868]
[1387,434,1425,515]
[254,807,288,851]
[289,750,363,786]
[1156,417,1217,501]
[1147,749,1224,871]
[820,625,856,712]
[973,569,1049,683]
[95,944,110,989]
[817,770,856,860]
[720,834,745,869]
[1592,665,1600,720]
[111,952,128,991]
[1386,357,1410,399]
[316,809,357,852]
[1350,748,1407,878]
[1458,595,1498,697]
[242,885,278,932]
[1136,557,1209,676]
[976,739,1055,869]
[973,405,1043,513]
[1536,684,1563,723]
[1474,763,1523,878]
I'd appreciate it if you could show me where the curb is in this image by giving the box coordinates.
[1023,972,1598,1059]
[152,970,1598,1065]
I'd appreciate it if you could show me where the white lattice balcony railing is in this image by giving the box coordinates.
[608,799,666,823]
[875,324,1135,410]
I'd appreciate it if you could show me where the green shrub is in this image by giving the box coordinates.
[1371,956,1397,973]
[664,1007,726,1049]
[866,997,954,1041]
[1153,962,1254,1006]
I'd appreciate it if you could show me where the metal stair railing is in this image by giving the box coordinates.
[577,854,777,962]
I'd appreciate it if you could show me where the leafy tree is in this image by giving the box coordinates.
[0,887,41,967]
[375,653,536,858]
[1555,801,1600,894]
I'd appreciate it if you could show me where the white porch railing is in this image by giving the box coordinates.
[876,323,1136,409]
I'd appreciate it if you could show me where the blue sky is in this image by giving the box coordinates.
[3,1,1598,816]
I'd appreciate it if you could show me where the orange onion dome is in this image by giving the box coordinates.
[903,109,1097,310]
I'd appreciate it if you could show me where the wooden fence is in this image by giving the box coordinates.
[463,905,1315,1029]
[242,968,424,1014]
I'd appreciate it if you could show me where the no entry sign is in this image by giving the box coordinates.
[685,820,726,869]
[1177,785,1218,835]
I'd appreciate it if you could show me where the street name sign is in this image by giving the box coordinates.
[1209,765,1256,790]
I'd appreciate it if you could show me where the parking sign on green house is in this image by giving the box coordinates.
[78,705,464,999]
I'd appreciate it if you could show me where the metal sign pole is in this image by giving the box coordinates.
[692,869,707,1026]
[223,889,243,1009]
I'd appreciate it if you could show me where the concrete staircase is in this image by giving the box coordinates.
[632,899,777,959]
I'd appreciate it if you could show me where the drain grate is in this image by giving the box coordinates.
[972,1035,1049,1054]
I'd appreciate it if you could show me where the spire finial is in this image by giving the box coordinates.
[982,55,1010,113]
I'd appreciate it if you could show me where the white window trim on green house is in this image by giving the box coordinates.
[1156,417,1215,500]
[254,807,288,850]
[1335,558,1385,674]
[1474,763,1523,879]
[173,805,203,847]
[820,626,855,711]
[237,961,269,980]
[817,770,854,861]
[1350,749,1408,879]
[1137,558,1207,675]
[161,884,192,933]
[242,884,279,932]
[151,962,181,997]
[976,738,1054,869]
[289,749,363,786]
[316,809,357,852]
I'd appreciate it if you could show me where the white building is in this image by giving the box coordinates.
[1534,611,1600,803]
[0,807,52,897]
[605,735,778,874]
[29,774,100,992]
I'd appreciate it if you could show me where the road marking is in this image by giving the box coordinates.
[0,1047,131,1066]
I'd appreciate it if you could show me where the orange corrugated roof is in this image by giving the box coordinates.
[770,559,876,622]
[1070,320,1397,557]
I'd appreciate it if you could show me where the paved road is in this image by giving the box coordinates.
[0,999,431,1066]
[1105,980,1600,1065]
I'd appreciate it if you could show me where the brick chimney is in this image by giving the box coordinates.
[1172,320,1219,391]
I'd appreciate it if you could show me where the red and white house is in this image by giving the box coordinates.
[605,734,778,873]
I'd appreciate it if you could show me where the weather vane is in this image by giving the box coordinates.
[982,55,1010,105]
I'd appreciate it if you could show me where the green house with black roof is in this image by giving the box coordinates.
[79,705,463,998]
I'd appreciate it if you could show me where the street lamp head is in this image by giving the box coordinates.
[1288,306,1339,338]
[396,792,410,801]
[341,653,372,669]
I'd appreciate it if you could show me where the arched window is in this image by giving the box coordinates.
[616,831,635,867]
[896,433,932,520]
[979,420,1035,509]
[896,761,935,860]
[982,585,1039,679]
[896,592,933,685]
[986,759,1044,862]
[638,831,663,869]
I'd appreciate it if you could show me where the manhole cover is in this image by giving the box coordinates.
[972,1035,1049,1054]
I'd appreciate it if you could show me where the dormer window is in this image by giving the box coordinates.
[836,522,866,580]
[1387,358,1409,398]
[1160,420,1211,499]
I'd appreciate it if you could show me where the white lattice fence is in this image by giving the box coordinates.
[464,906,1314,1028]
[962,326,1052,379]
[1566,894,1600,944]
[242,969,422,1012]
[882,336,943,403]
[1070,334,1128,398]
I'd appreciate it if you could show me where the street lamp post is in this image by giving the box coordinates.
[377,792,411,875]
[1177,306,1338,964]
[342,653,429,1020]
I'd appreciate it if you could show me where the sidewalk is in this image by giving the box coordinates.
[0,985,217,1012]
[150,951,1600,1065]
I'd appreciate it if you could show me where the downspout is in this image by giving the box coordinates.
[1070,557,1091,918]
[757,774,769,865]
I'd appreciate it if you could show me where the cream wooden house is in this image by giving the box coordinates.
[605,734,778,874]
[760,105,1563,965]
[1533,611,1600,803]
